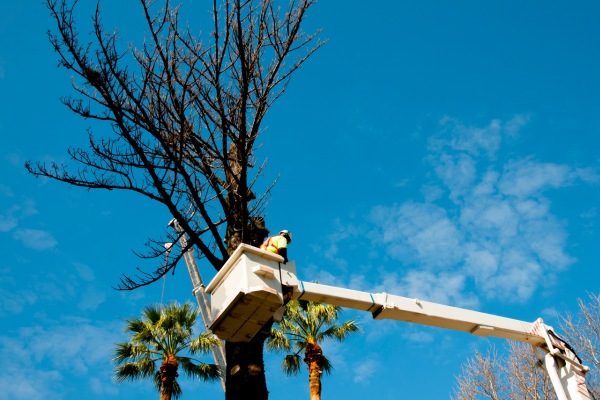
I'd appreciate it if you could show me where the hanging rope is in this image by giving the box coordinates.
[161,243,173,305]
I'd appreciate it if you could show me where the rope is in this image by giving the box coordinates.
[161,243,173,305]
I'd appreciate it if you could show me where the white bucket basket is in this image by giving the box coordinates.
[206,244,297,342]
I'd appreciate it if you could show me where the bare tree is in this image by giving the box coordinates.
[453,342,556,400]
[560,292,600,397]
[26,0,323,398]
[453,347,504,400]
[453,294,600,399]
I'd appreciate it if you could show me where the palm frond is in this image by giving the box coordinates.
[113,342,156,364]
[172,379,183,399]
[153,370,162,392]
[114,362,142,382]
[337,319,361,338]
[273,299,361,385]
[267,327,292,351]
[316,319,360,342]
[114,358,156,382]
[179,357,221,381]
[143,304,163,324]
[320,356,333,375]
[282,354,302,376]
[188,331,220,354]
[113,301,213,397]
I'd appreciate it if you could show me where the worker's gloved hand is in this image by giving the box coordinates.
[280,248,288,264]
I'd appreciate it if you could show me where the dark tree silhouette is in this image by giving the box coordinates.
[26,0,323,398]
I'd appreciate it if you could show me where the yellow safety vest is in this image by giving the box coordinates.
[260,235,288,254]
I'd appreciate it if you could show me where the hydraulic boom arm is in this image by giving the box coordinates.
[205,244,591,400]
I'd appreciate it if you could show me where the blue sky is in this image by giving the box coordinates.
[1,0,599,399]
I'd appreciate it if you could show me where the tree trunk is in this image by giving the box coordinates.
[305,342,323,400]
[224,220,271,399]
[308,362,322,400]
[160,355,178,400]
[225,320,274,400]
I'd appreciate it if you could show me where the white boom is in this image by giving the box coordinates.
[206,244,591,400]
[168,219,227,391]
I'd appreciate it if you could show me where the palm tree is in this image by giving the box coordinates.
[267,299,361,400]
[113,302,220,400]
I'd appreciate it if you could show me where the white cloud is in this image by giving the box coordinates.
[25,321,119,375]
[0,215,17,232]
[0,200,38,232]
[402,329,435,344]
[0,319,123,400]
[0,184,13,197]
[432,117,504,157]
[540,307,560,321]
[89,376,119,396]
[368,116,589,305]
[504,114,530,137]
[13,228,57,250]
[371,202,464,270]
[0,288,36,316]
[374,270,479,308]
[78,287,107,311]
[0,368,62,400]
[0,268,37,316]
[75,263,96,281]
[433,152,478,200]
[498,158,577,198]
[352,358,377,384]
[580,207,597,219]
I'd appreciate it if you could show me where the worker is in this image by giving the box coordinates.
[262,230,293,321]
[260,230,292,263]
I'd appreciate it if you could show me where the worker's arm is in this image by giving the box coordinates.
[279,247,288,263]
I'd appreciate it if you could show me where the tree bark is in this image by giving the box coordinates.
[305,342,323,400]
[160,355,179,400]
[225,320,274,400]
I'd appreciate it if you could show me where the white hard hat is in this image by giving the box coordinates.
[279,230,292,243]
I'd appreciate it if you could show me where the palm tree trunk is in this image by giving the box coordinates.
[308,363,322,400]
[160,388,172,400]
[305,342,324,400]
[160,355,179,400]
